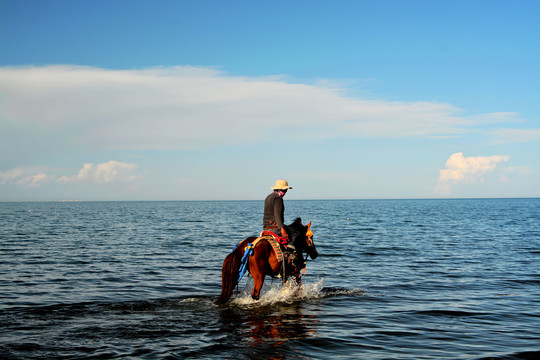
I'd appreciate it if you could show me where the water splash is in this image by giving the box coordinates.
[230,278,326,306]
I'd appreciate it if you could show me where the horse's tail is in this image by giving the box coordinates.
[216,246,242,304]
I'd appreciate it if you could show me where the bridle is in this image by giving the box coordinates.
[305,228,314,248]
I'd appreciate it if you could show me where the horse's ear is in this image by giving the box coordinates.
[307,221,311,229]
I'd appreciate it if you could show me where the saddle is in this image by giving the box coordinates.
[258,231,303,277]
[259,231,285,264]
[260,230,289,245]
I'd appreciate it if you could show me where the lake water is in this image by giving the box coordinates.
[0,199,538,359]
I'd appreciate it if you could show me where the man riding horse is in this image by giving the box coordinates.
[216,179,318,304]
[263,179,304,273]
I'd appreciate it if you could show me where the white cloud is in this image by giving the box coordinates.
[0,65,519,155]
[16,173,54,188]
[1,161,140,187]
[0,168,24,184]
[0,167,54,187]
[58,161,140,183]
[435,152,510,196]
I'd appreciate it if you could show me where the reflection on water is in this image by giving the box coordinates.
[218,303,319,360]
[208,281,324,360]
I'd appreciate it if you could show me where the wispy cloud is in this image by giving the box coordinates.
[1,161,141,188]
[17,173,54,188]
[58,161,140,183]
[0,65,522,157]
[488,128,540,144]
[0,168,24,184]
[435,152,510,196]
[0,167,54,187]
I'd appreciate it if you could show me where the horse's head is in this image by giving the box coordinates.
[288,218,318,260]
[303,220,318,260]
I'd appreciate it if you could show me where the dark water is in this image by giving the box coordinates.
[0,199,538,359]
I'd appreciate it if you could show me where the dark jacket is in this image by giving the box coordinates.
[263,192,285,231]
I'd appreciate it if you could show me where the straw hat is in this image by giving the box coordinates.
[271,179,293,190]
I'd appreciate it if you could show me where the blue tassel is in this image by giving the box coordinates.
[231,241,240,253]
[237,243,254,283]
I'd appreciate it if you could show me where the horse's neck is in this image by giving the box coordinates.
[289,230,304,250]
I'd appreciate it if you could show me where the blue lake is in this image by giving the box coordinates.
[1,199,539,359]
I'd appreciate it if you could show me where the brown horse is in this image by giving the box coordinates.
[216,218,318,304]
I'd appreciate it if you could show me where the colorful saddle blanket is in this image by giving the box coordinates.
[260,230,289,245]
[259,232,285,264]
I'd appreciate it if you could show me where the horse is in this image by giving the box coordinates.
[216,218,318,304]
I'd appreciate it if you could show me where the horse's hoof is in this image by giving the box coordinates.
[251,294,259,301]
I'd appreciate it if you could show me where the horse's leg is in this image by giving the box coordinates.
[292,273,302,295]
[251,273,265,300]
[250,258,266,300]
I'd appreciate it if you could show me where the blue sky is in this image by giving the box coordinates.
[1,0,539,201]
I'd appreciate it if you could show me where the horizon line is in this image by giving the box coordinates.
[1,197,538,203]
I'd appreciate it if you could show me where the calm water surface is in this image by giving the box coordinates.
[0,199,539,359]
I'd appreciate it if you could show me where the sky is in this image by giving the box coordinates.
[1,0,539,201]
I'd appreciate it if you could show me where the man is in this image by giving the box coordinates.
[263,179,292,239]
[263,179,305,276]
